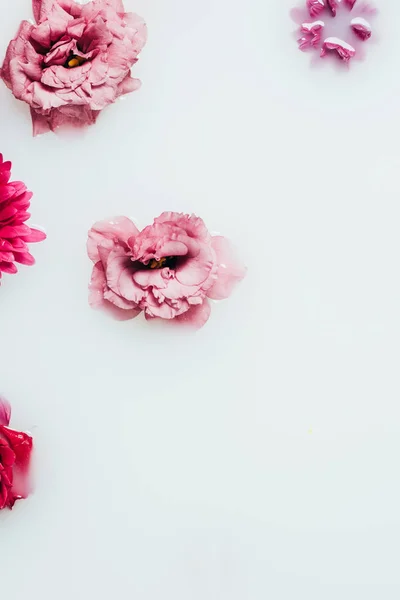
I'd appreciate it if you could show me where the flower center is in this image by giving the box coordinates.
[148,257,176,269]
[66,55,86,68]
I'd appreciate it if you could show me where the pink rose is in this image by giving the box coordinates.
[0,398,33,510]
[87,212,246,329]
[1,0,147,135]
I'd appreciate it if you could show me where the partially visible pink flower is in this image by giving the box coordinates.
[1,0,147,135]
[0,155,46,282]
[293,0,376,64]
[87,213,246,329]
[0,397,33,510]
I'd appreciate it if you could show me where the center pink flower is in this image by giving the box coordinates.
[1,0,147,135]
[87,212,246,329]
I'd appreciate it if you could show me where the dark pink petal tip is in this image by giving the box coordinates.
[0,398,11,426]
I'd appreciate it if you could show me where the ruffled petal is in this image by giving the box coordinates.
[87,217,139,263]
[173,299,211,329]
[207,236,246,300]
[89,261,141,321]
[106,251,145,304]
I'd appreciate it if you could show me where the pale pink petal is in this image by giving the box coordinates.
[174,299,211,329]
[207,236,246,300]
[106,251,145,304]
[91,0,124,13]
[31,109,52,136]
[117,74,141,96]
[87,217,139,263]
[103,304,141,321]
[133,269,168,289]
[89,261,107,309]
[89,262,140,320]
[175,251,215,287]
[154,212,211,242]
[124,13,148,53]
[144,301,180,320]
[33,0,74,25]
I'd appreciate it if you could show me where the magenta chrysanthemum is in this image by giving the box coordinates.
[292,0,377,64]
[0,155,46,282]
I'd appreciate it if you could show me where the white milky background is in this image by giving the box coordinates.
[0,0,399,597]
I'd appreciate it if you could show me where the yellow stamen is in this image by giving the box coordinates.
[149,257,167,269]
[67,56,85,68]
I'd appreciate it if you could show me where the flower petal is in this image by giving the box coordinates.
[87,217,139,263]
[0,262,18,274]
[106,251,144,304]
[89,261,141,320]
[14,252,35,266]
[0,398,11,426]
[22,227,46,243]
[351,17,372,40]
[320,37,355,61]
[207,236,246,300]
[307,0,325,17]
[174,299,211,329]
[1,427,33,501]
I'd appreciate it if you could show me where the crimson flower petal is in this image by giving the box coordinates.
[22,228,47,243]
[0,398,11,427]
[0,402,33,510]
